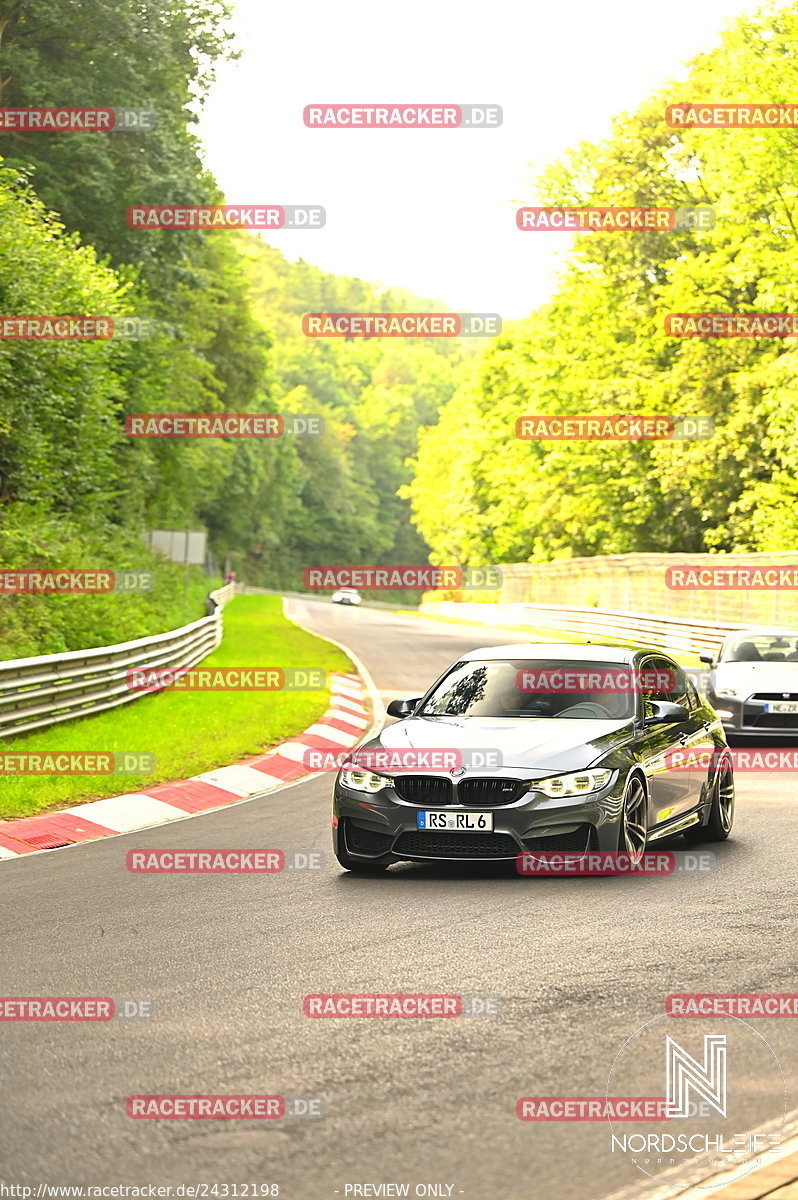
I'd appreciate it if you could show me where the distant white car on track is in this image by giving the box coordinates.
[331,588,362,606]
[701,627,798,735]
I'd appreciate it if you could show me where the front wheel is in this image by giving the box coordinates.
[618,774,648,865]
[685,755,734,843]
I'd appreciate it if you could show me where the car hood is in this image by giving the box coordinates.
[715,662,798,696]
[359,715,632,774]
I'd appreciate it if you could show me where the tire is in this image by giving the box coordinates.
[334,846,389,873]
[685,753,734,843]
[617,774,648,865]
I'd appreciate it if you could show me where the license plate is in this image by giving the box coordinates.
[417,811,493,831]
[764,701,798,714]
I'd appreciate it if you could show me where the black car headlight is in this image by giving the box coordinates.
[532,769,614,798]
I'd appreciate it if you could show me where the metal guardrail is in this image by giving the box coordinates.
[419,600,744,659]
[252,588,737,656]
[0,582,238,738]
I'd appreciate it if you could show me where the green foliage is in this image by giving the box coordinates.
[0,0,472,648]
[0,0,235,269]
[0,504,211,659]
[236,238,472,588]
[407,2,798,563]
[0,165,130,520]
[0,0,286,554]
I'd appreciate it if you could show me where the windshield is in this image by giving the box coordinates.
[721,633,798,664]
[419,659,637,720]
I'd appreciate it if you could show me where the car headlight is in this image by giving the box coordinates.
[340,766,394,793]
[716,687,739,699]
[533,769,613,798]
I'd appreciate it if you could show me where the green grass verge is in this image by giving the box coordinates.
[0,594,353,820]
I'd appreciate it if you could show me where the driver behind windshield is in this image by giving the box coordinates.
[552,686,633,719]
[422,661,639,718]
[593,687,633,719]
[494,680,601,717]
[491,671,635,718]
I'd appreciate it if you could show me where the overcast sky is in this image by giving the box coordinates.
[198,0,759,319]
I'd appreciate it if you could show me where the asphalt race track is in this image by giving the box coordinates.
[1,599,797,1200]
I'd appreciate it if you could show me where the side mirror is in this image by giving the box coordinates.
[699,654,715,666]
[386,697,421,719]
[644,700,691,726]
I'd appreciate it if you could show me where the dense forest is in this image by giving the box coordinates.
[0,1,470,654]
[408,4,798,563]
[2,0,798,658]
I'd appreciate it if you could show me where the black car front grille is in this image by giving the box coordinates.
[392,776,527,807]
[393,776,452,805]
[457,778,529,806]
[742,701,798,729]
[393,831,519,859]
[345,821,394,856]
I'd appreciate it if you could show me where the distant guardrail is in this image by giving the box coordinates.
[419,600,744,659]
[0,582,238,739]
[242,585,417,612]
[494,553,798,625]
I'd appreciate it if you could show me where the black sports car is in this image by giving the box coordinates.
[332,642,734,871]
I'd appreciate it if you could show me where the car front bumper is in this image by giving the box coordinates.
[710,693,798,734]
[332,773,624,863]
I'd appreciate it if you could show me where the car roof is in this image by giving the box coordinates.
[459,642,652,665]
